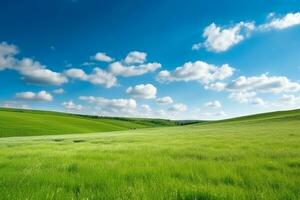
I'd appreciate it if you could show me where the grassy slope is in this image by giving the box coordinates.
[0,108,178,137]
[214,109,300,124]
[0,109,299,199]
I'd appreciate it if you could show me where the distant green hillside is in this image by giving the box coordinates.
[206,109,300,125]
[2,107,298,138]
[0,108,178,137]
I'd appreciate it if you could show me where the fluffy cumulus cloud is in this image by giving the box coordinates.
[140,104,152,113]
[0,42,18,70]
[229,91,264,106]
[79,96,137,116]
[17,58,67,85]
[229,91,257,103]
[124,51,147,64]
[16,91,53,101]
[108,51,161,77]
[62,100,83,111]
[168,103,187,112]
[205,100,222,109]
[229,92,265,106]
[280,94,300,105]
[87,68,117,87]
[204,82,226,91]
[194,12,300,53]
[78,95,190,119]
[93,52,114,62]
[226,74,300,94]
[64,50,161,87]
[126,84,157,99]
[208,74,300,106]
[1,42,160,88]
[0,42,67,85]
[156,96,173,105]
[65,67,117,88]
[260,12,300,30]
[157,61,234,84]
[109,61,161,77]
[194,22,255,52]
[250,97,265,106]
[64,68,86,79]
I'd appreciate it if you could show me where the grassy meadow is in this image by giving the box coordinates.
[0,108,178,137]
[0,109,299,199]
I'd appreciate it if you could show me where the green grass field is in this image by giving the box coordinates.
[0,108,299,199]
[0,108,180,137]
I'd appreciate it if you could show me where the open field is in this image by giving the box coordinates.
[0,108,181,138]
[0,109,299,199]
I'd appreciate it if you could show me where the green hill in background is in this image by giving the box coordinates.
[0,108,183,137]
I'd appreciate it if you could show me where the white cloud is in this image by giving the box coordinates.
[16,91,53,102]
[260,12,300,30]
[17,58,68,85]
[107,50,160,77]
[93,52,114,62]
[194,12,300,53]
[65,68,87,80]
[82,50,160,79]
[211,74,300,106]
[79,96,137,116]
[191,43,202,50]
[208,75,300,95]
[157,109,167,117]
[126,84,157,99]
[156,96,173,105]
[229,94,266,106]
[205,100,222,109]
[280,94,300,105]
[124,51,147,64]
[216,111,227,116]
[0,42,18,70]
[109,61,161,77]
[87,68,117,87]
[226,74,300,94]
[65,67,117,88]
[62,101,83,111]
[229,91,257,103]
[0,42,67,85]
[196,22,255,52]
[168,103,187,112]
[78,95,189,119]
[157,61,234,84]
[52,88,65,94]
[141,104,152,113]
[204,82,226,91]
[250,97,265,106]
[205,74,300,107]
[1,45,160,87]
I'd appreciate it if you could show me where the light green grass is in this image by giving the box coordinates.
[0,108,178,137]
[0,109,299,199]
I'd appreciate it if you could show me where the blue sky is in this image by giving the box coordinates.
[1,0,300,119]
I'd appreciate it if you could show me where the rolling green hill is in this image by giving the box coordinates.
[213,108,300,124]
[0,108,179,137]
[0,109,299,199]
